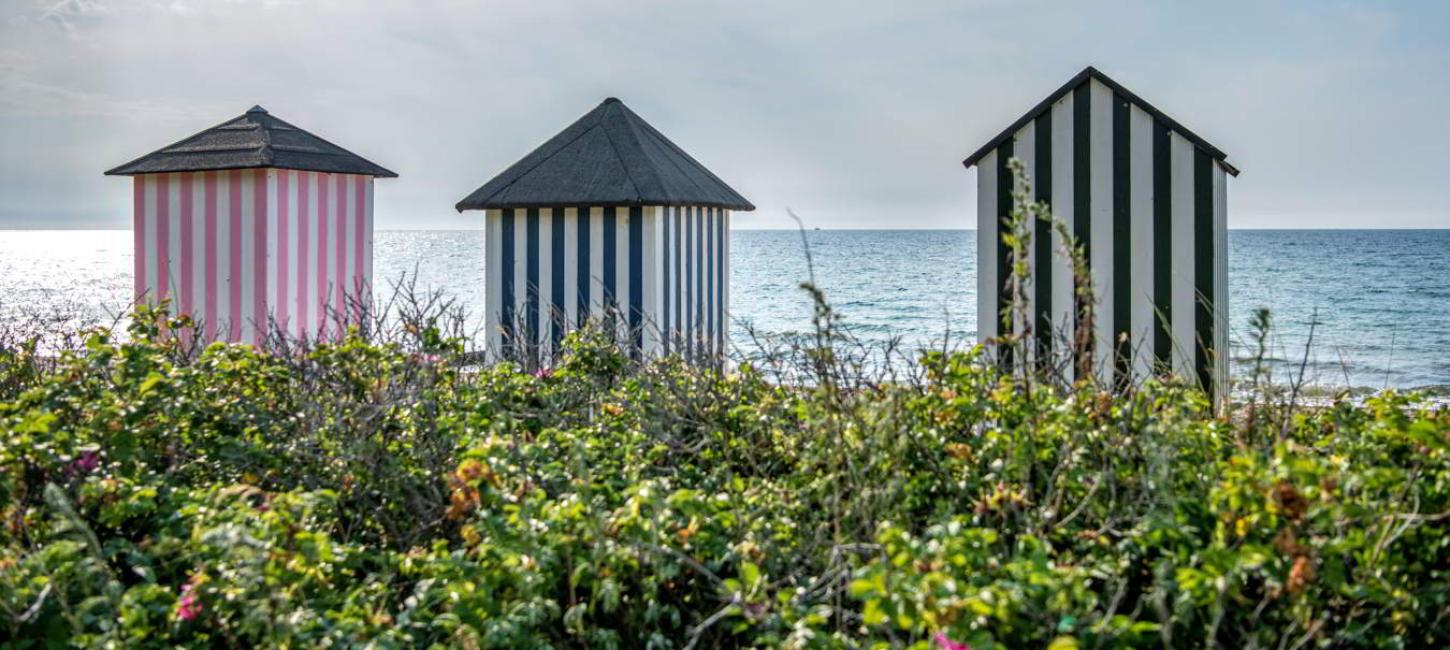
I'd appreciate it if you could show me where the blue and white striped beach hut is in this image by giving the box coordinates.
[456,98,754,359]
[963,67,1237,398]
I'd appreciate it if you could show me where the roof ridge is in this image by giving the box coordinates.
[626,105,751,208]
[256,112,275,167]
[617,103,711,205]
[597,100,645,203]
[104,112,255,177]
[462,102,613,209]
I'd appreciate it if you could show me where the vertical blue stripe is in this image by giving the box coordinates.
[685,206,694,351]
[662,206,671,353]
[717,209,726,353]
[674,207,683,344]
[500,210,515,349]
[603,208,617,311]
[629,205,643,354]
[698,207,704,351]
[551,209,565,346]
[525,208,539,347]
[577,206,591,327]
[706,207,715,347]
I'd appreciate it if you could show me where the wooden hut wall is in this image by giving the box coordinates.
[131,169,374,345]
[485,205,729,359]
[975,76,1229,397]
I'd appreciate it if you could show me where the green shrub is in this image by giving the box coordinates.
[1,304,1447,648]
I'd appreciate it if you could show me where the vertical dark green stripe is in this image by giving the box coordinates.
[1033,111,1053,364]
[1194,150,1215,399]
[629,205,643,355]
[525,208,539,347]
[500,210,515,349]
[551,209,565,346]
[1152,125,1172,368]
[1072,85,1092,261]
[1072,84,1092,367]
[1112,95,1131,383]
[577,207,591,327]
[995,140,1014,369]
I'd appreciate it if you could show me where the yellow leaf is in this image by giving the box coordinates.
[1048,636,1080,650]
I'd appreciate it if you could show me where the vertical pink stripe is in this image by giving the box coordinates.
[253,169,268,344]
[334,174,346,323]
[155,174,170,304]
[316,174,330,337]
[353,176,365,320]
[277,170,291,336]
[204,172,218,340]
[133,179,145,304]
[229,172,243,341]
[179,174,194,318]
[297,172,311,339]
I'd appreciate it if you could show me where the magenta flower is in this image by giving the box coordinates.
[69,450,99,475]
[176,583,202,621]
[933,631,971,650]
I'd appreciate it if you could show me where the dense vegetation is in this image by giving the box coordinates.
[4,166,1449,647]
[1,294,1447,649]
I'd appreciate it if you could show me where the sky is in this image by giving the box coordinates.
[1,0,1447,231]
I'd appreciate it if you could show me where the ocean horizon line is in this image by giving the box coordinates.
[3,226,1449,234]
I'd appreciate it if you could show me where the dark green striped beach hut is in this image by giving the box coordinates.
[456,98,754,359]
[963,66,1236,398]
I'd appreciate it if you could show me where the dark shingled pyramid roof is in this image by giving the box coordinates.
[456,98,753,212]
[962,66,1239,177]
[105,105,396,178]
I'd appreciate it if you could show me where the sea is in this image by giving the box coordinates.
[1,229,1447,392]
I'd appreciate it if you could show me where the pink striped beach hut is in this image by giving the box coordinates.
[106,106,396,345]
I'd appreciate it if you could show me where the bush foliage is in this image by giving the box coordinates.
[1,301,1448,649]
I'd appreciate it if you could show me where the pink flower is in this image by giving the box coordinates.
[176,583,202,621]
[533,367,553,379]
[933,632,970,650]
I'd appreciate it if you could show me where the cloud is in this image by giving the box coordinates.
[1,0,1448,229]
